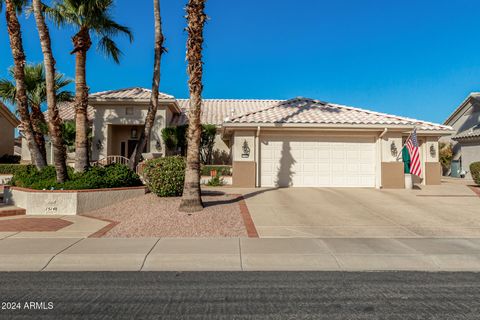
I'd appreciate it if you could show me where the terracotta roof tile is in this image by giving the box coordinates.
[89,87,173,100]
[225,98,452,131]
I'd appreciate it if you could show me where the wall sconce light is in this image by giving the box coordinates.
[430,145,436,157]
[390,141,398,157]
[241,139,251,158]
[131,128,138,139]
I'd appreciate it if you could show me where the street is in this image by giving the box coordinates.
[0,272,479,319]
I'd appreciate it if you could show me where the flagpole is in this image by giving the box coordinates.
[395,126,416,161]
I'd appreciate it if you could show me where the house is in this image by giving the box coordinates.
[443,93,480,179]
[21,87,453,188]
[0,102,20,157]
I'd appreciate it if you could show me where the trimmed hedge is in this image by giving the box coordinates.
[143,156,186,197]
[11,164,143,190]
[0,164,30,175]
[201,165,232,176]
[471,162,480,185]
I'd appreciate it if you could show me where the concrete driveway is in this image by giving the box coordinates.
[229,180,480,238]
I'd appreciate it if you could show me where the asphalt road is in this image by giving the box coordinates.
[0,272,480,319]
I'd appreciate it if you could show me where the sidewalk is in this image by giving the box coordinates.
[1,237,480,272]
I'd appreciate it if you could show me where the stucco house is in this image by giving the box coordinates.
[0,102,20,157]
[21,87,453,188]
[443,93,480,179]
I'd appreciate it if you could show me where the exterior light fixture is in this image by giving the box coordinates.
[390,141,398,157]
[241,139,251,158]
[131,128,138,139]
[430,145,436,157]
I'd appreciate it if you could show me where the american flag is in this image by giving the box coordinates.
[406,128,422,176]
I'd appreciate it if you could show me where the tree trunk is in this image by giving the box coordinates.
[72,28,91,173]
[179,0,207,213]
[29,103,47,163]
[129,0,165,171]
[32,0,69,182]
[4,0,46,169]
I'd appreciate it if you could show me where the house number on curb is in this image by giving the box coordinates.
[45,200,58,214]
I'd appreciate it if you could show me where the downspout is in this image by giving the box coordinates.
[379,127,388,138]
[255,126,261,187]
[376,128,388,189]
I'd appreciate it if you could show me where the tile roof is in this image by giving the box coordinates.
[43,101,94,122]
[172,98,282,126]
[89,87,174,100]
[452,125,480,140]
[225,98,452,131]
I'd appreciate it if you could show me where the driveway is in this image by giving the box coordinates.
[228,180,480,238]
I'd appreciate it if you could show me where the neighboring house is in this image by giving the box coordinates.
[443,93,480,179]
[0,102,20,157]
[20,87,453,188]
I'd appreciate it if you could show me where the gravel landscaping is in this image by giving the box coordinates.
[82,192,249,237]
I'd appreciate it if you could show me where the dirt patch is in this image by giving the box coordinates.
[82,193,250,238]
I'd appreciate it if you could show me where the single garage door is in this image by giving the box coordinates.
[260,136,376,187]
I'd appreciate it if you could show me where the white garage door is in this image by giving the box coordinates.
[260,136,376,187]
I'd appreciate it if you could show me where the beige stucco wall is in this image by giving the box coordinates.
[5,187,146,215]
[0,114,15,156]
[92,103,171,161]
[232,130,256,162]
[212,133,231,164]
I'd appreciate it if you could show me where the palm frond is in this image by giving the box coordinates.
[0,79,17,105]
[97,35,121,64]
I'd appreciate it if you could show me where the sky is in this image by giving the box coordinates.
[1,0,480,124]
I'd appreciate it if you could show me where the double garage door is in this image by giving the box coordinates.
[260,136,376,187]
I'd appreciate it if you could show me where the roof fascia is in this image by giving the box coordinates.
[444,93,479,125]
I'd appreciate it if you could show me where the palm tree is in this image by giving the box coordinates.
[2,0,46,169]
[179,0,207,213]
[32,0,69,183]
[0,63,73,164]
[46,0,133,173]
[129,0,165,171]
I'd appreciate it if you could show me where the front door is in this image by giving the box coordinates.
[127,140,147,158]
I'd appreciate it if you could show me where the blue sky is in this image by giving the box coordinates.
[1,0,480,124]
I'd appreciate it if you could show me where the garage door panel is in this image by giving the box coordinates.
[260,136,376,187]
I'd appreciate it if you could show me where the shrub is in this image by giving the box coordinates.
[0,164,30,175]
[471,162,480,185]
[439,142,453,172]
[207,175,224,186]
[0,154,21,164]
[10,164,142,190]
[143,156,185,197]
[201,165,232,176]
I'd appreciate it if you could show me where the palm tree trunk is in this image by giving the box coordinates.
[179,0,207,213]
[130,0,165,171]
[29,103,47,163]
[32,0,69,182]
[72,28,91,173]
[4,0,46,169]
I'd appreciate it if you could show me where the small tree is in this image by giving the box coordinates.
[200,124,216,165]
[439,142,453,174]
[161,124,216,164]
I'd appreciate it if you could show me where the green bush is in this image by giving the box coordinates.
[10,164,142,190]
[207,175,224,186]
[471,162,480,185]
[0,164,30,175]
[201,165,232,176]
[143,156,186,197]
